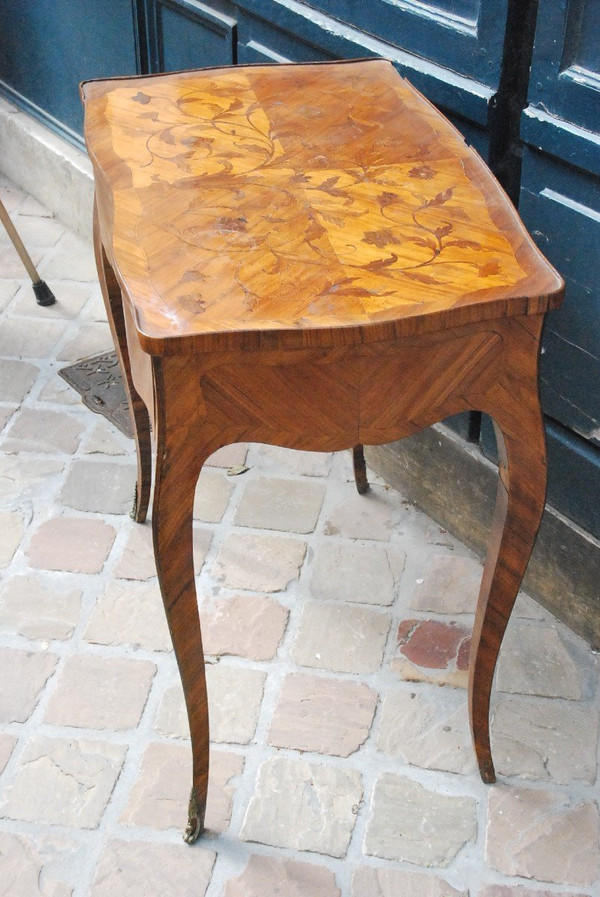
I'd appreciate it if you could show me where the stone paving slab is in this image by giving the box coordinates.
[352,867,468,897]
[292,603,391,673]
[0,573,81,640]
[1,176,599,896]
[223,855,341,897]
[241,756,363,857]
[1,735,126,828]
[485,786,600,887]
[268,672,378,757]
[364,773,477,866]
[89,839,216,897]
[43,654,156,730]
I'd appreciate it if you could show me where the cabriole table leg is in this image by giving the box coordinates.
[93,211,152,523]
[467,319,548,782]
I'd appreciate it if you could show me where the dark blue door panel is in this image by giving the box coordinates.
[144,0,237,72]
[0,0,139,143]
[513,0,600,537]
[235,0,495,126]
[519,151,600,443]
[527,0,600,136]
[301,0,508,87]
[237,8,336,63]
[541,331,600,449]
[480,414,600,540]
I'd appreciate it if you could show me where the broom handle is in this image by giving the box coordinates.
[0,196,41,283]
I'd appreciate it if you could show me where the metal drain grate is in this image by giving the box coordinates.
[59,351,133,438]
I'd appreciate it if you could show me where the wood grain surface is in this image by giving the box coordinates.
[82,59,563,354]
[84,59,565,843]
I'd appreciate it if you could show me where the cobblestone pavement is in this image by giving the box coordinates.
[1,174,599,896]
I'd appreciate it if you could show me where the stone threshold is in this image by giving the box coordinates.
[0,95,93,241]
[3,94,598,648]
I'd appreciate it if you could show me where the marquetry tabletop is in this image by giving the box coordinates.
[82,59,562,354]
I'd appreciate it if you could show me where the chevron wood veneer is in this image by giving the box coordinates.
[82,59,564,844]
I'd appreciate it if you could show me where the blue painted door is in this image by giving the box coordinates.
[0,0,139,143]
[480,0,600,537]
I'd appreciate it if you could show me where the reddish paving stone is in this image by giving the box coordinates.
[396,620,471,671]
[224,855,341,897]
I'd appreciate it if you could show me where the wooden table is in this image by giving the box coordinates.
[81,58,564,843]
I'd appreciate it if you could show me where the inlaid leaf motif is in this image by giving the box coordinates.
[403,270,441,284]
[378,191,399,208]
[362,229,402,248]
[315,176,352,202]
[319,211,346,228]
[434,223,453,240]
[447,239,481,250]
[426,188,454,207]
[362,254,399,272]
[409,163,437,179]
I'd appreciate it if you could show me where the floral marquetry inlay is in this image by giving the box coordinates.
[82,60,563,352]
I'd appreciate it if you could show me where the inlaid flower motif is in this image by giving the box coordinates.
[409,163,437,179]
